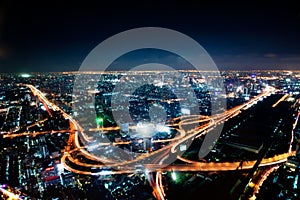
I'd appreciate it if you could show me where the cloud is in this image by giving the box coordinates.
[280,55,300,62]
[263,53,277,58]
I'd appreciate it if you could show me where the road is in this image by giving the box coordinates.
[24,84,292,174]
[2,84,292,200]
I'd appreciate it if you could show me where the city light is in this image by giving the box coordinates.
[20,74,31,78]
[1,71,300,199]
[96,117,103,126]
[171,172,177,181]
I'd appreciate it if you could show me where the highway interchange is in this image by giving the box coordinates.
[1,83,297,200]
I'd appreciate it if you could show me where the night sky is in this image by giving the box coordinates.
[0,0,300,72]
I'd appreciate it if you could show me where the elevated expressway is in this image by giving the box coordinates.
[23,84,295,175]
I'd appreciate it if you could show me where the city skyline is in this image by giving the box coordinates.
[0,1,300,72]
[0,70,300,199]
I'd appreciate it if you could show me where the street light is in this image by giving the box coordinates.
[171,171,177,181]
[96,117,103,129]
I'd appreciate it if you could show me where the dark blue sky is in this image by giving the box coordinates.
[0,0,300,72]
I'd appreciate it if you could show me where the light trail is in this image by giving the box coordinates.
[155,172,165,200]
[249,165,280,200]
[289,103,300,153]
[60,151,296,175]
[272,93,289,108]
[0,185,22,200]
